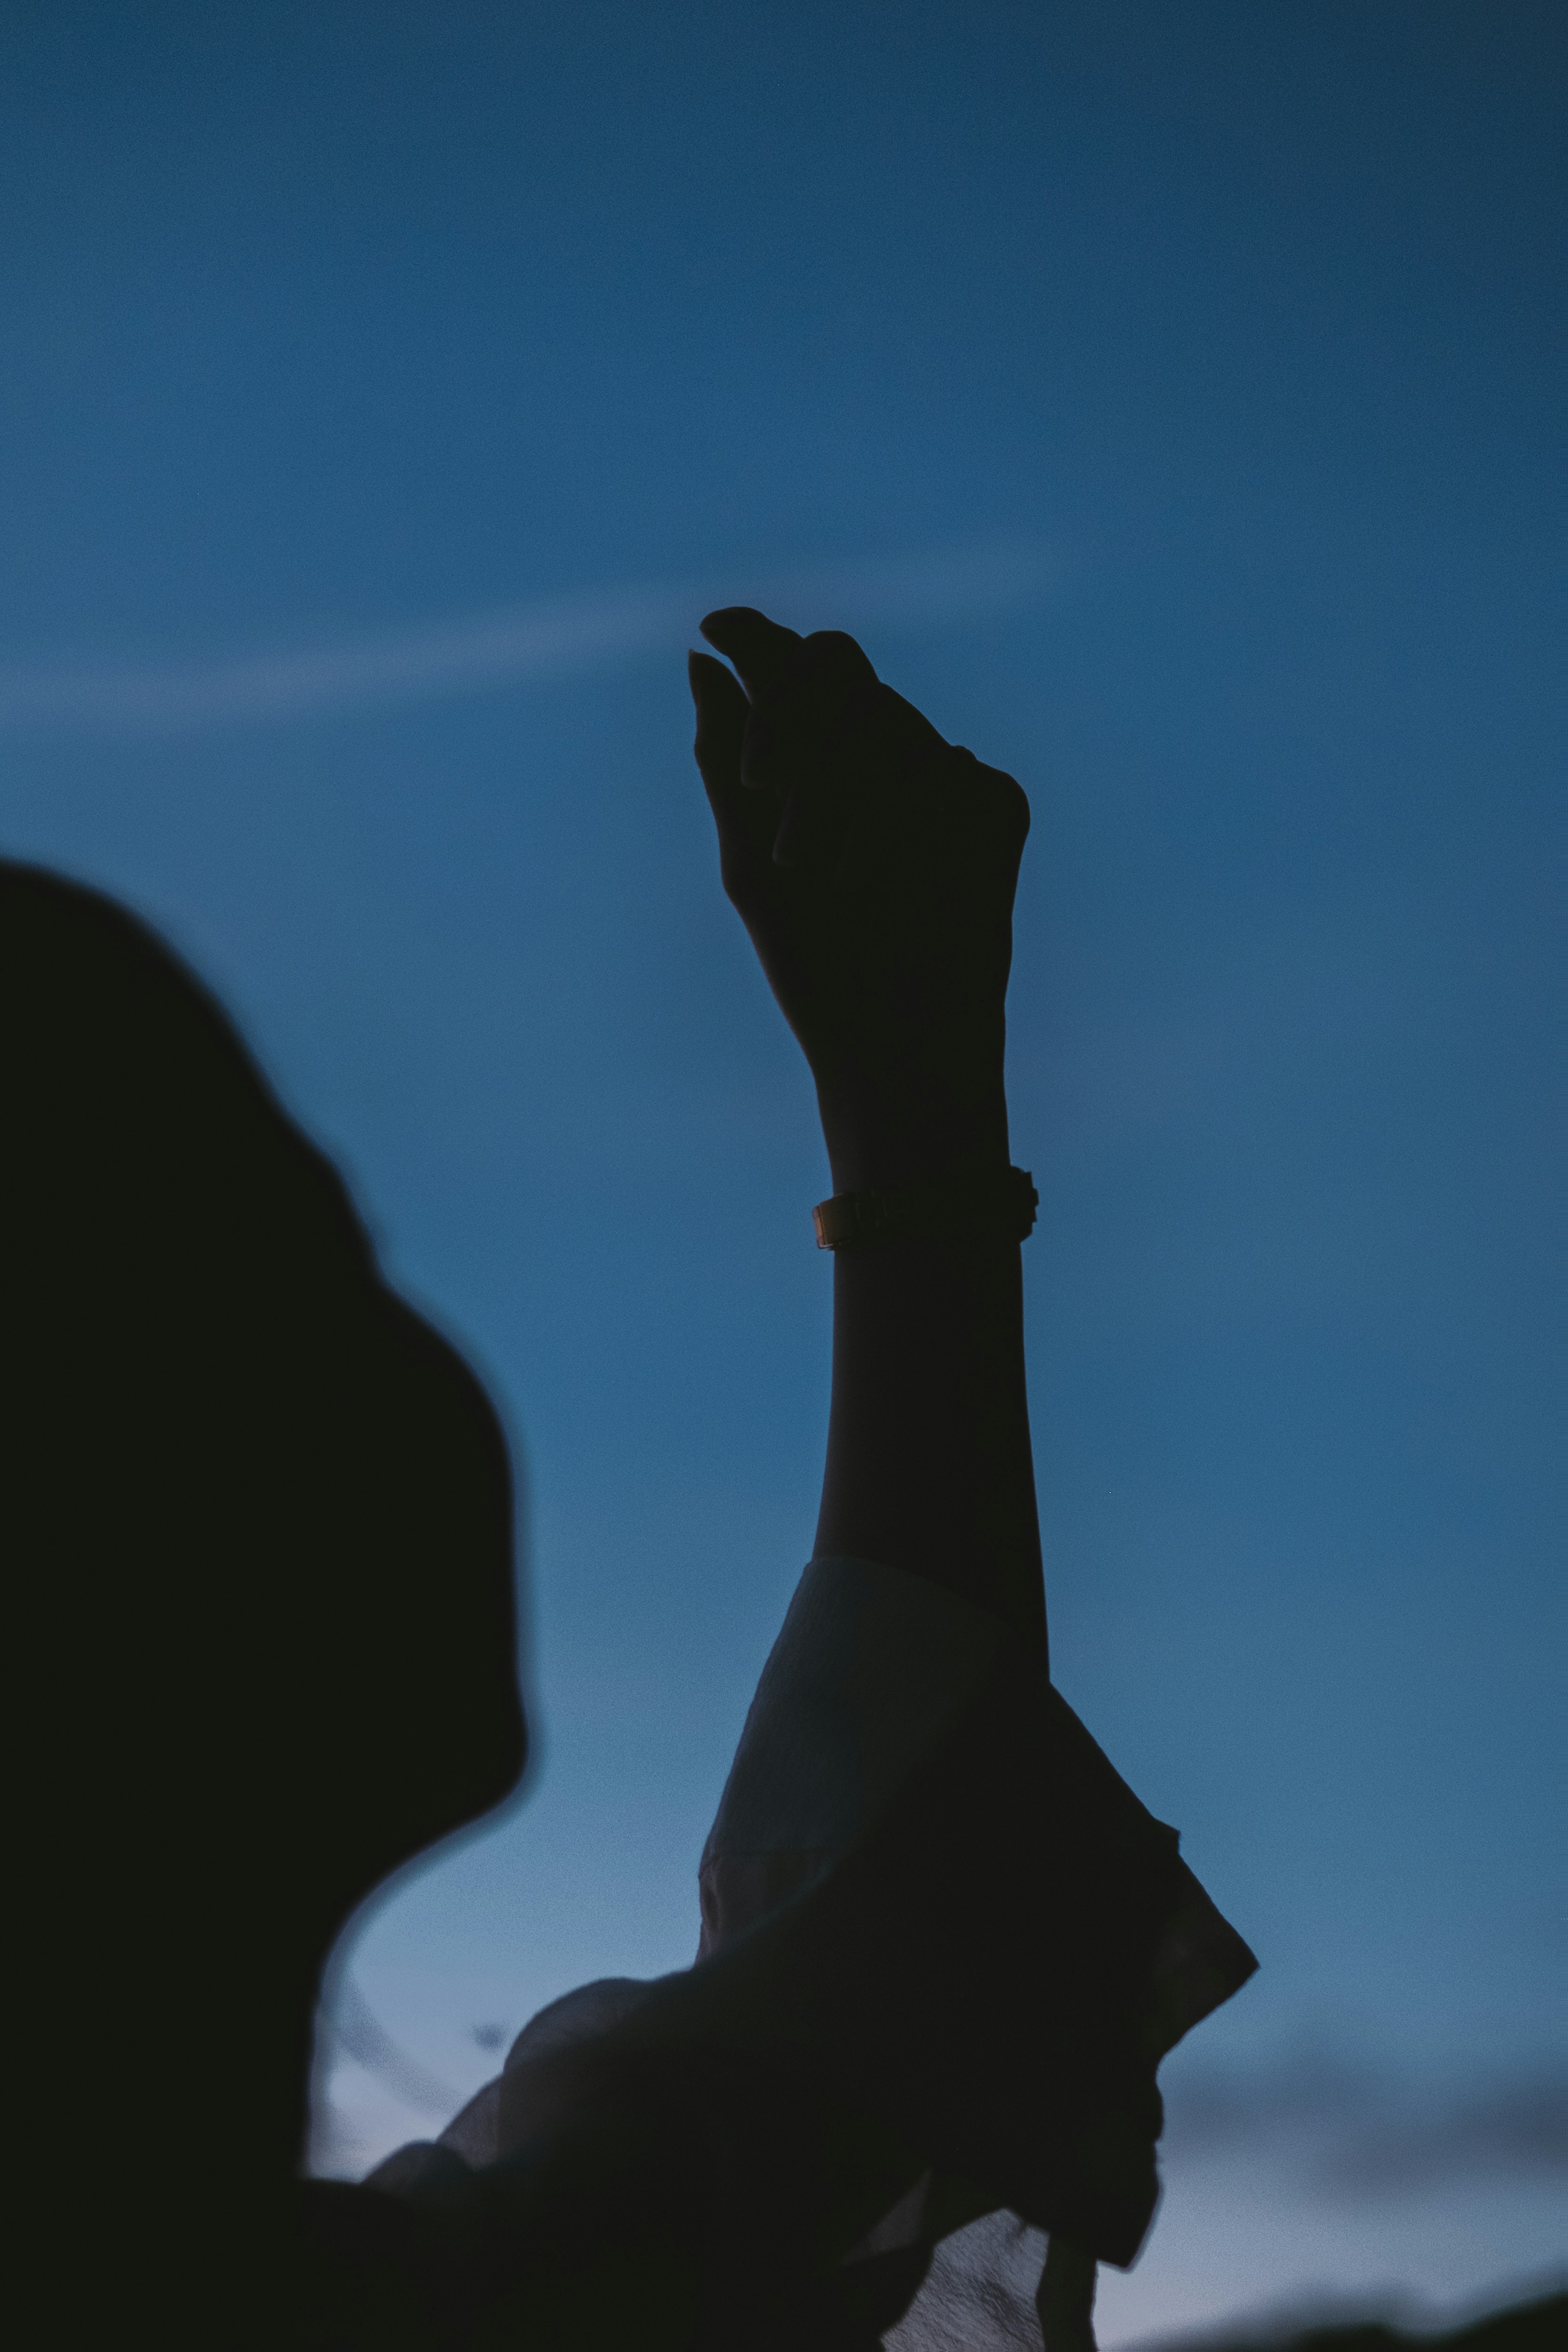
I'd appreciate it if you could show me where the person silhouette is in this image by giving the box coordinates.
[2,610,1254,2349]
[363,610,1256,2348]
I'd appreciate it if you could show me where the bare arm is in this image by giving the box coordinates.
[688,609,1045,1668]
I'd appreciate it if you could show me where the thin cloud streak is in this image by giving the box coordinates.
[326,1976,466,2121]
[0,538,1063,735]
[1165,2051,1568,2204]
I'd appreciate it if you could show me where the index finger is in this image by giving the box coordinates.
[698,608,803,702]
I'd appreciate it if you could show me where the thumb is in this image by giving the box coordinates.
[688,651,775,883]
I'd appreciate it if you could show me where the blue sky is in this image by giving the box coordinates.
[2,5,1562,2338]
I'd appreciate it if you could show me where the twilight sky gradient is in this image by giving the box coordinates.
[2,6,1562,2341]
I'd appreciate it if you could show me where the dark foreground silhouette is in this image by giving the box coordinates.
[4,612,1261,2347]
[4,858,523,2342]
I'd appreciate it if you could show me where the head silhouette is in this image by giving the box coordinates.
[3,862,524,2320]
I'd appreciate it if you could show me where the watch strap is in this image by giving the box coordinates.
[812,1163,1038,1251]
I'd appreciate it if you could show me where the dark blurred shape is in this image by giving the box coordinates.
[2,859,525,2336]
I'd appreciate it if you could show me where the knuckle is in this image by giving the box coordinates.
[801,629,872,669]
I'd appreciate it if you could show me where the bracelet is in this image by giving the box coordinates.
[812,1164,1038,1250]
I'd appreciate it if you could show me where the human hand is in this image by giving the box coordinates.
[689,608,1029,1194]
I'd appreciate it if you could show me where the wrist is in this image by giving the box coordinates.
[818,1086,1011,1196]
[813,1160,1037,1251]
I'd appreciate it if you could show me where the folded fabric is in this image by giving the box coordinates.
[367,1555,1256,2344]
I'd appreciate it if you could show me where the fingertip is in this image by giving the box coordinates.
[698,605,767,645]
[699,606,804,697]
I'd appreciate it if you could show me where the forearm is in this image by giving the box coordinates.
[813,1100,1048,1669]
[815,1231,1045,1663]
[686,608,1043,1658]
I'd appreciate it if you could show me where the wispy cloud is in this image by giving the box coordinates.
[0,537,1062,735]
[1314,2077,1568,2200]
[1165,2049,1568,2203]
[325,1975,465,2120]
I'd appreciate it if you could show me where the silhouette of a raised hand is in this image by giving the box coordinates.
[692,615,1103,2350]
[689,607,1029,1194]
